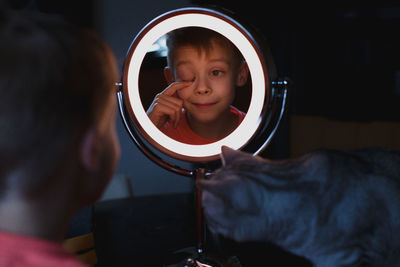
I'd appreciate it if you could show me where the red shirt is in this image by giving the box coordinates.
[161,106,246,145]
[0,231,88,267]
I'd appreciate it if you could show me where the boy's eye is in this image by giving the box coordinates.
[177,73,195,82]
[211,70,224,77]
[182,76,195,82]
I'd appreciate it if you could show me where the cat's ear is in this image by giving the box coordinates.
[221,146,249,166]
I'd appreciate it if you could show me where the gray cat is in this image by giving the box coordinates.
[198,146,400,267]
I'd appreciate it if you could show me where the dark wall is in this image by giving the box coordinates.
[6,0,95,28]
[191,1,400,122]
[185,1,400,159]
[7,0,400,179]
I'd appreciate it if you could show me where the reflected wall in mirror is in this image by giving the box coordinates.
[139,27,252,145]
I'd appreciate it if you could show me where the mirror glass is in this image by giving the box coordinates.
[139,27,252,145]
[121,8,270,162]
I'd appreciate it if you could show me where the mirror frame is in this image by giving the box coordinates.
[118,7,287,174]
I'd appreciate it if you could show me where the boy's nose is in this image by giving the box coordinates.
[194,78,211,95]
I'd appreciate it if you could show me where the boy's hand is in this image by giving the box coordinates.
[146,81,192,129]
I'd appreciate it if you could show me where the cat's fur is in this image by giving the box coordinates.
[198,146,400,267]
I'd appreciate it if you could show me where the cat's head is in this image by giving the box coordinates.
[218,146,270,175]
[220,146,251,166]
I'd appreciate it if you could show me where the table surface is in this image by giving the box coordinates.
[92,193,312,267]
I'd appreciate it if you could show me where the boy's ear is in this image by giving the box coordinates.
[164,66,175,85]
[80,127,101,172]
[236,62,249,87]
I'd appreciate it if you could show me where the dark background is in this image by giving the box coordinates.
[6,0,400,184]
[190,1,400,122]
[8,0,400,122]
[6,1,400,266]
[7,0,400,161]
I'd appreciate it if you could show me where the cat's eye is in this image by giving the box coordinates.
[116,7,288,175]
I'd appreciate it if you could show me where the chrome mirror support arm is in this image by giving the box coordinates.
[253,79,289,156]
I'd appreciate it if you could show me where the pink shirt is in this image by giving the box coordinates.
[0,231,88,267]
[161,106,246,145]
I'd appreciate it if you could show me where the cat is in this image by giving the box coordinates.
[197,146,400,267]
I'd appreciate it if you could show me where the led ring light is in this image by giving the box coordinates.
[119,7,287,169]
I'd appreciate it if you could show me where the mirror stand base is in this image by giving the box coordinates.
[164,245,242,267]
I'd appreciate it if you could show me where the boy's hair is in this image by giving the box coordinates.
[165,26,244,69]
[0,9,118,196]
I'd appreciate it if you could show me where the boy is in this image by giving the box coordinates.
[0,7,120,267]
[147,27,249,145]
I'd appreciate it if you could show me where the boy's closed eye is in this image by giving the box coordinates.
[176,70,195,82]
[178,76,195,82]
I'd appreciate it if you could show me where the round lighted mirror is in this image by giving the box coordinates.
[118,7,287,173]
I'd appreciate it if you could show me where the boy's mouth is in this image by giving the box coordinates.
[192,102,216,109]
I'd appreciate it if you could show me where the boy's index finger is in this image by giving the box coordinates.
[162,81,192,97]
